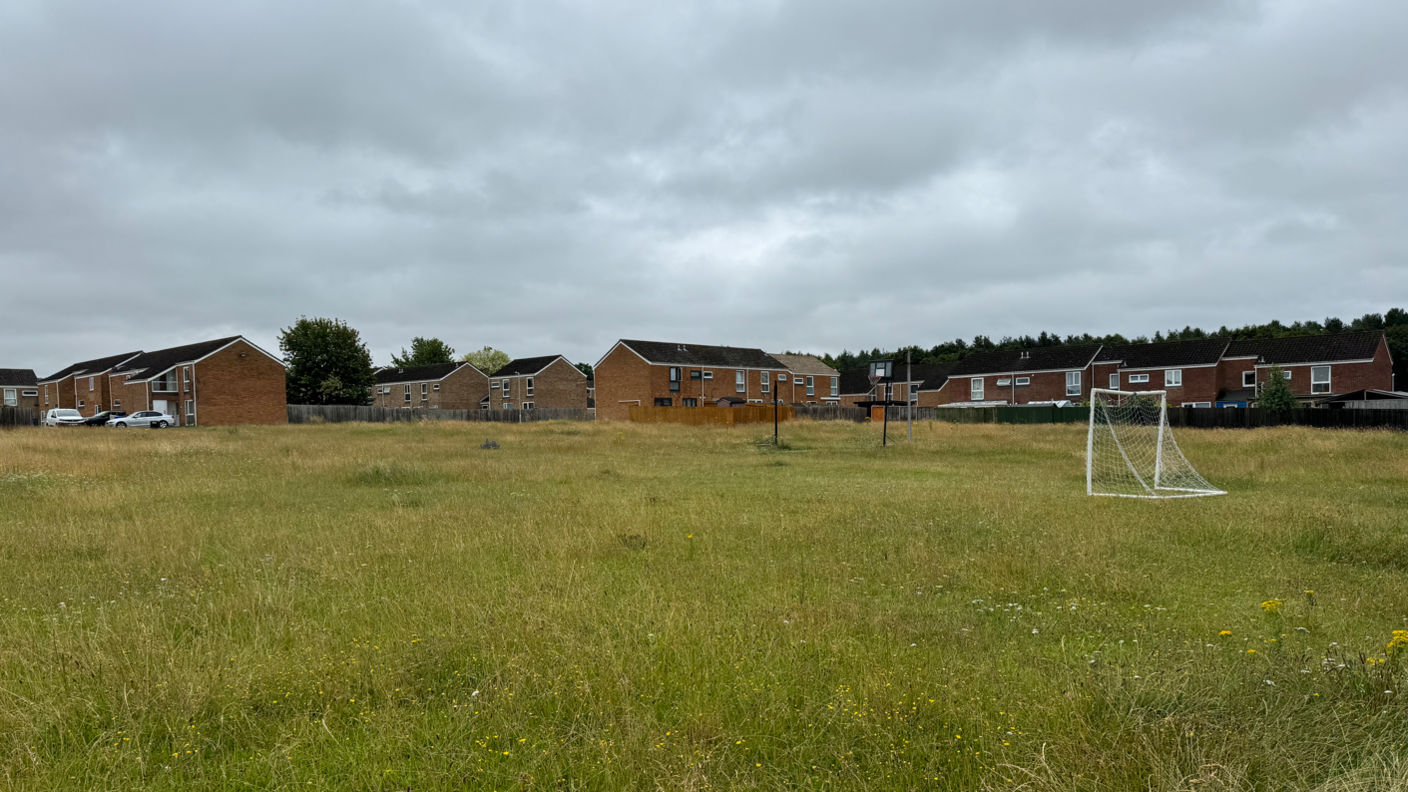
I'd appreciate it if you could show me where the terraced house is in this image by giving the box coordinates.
[934,345,1104,406]
[37,351,141,417]
[485,356,588,410]
[768,353,841,404]
[1,369,39,413]
[1092,338,1231,407]
[107,336,287,426]
[593,340,790,420]
[372,362,489,410]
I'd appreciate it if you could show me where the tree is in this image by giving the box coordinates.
[1257,365,1298,412]
[575,362,593,378]
[461,346,510,375]
[391,337,456,368]
[279,316,376,405]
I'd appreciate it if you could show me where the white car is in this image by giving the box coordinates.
[44,408,86,427]
[107,411,173,428]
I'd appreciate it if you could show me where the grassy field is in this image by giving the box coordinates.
[1,419,1406,791]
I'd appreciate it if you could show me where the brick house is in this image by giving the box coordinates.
[1092,338,1230,407]
[108,336,286,426]
[372,362,489,410]
[768,354,841,404]
[1221,331,1392,405]
[485,355,589,410]
[933,345,1103,405]
[593,340,790,420]
[37,351,142,416]
[1,369,40,413]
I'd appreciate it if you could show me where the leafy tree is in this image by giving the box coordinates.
[390,337,456,368]
[575,362,594,379]
[461,346,511,375]
[1257,365,1298,412]
[279,317,375,405]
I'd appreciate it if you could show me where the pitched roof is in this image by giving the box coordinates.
[1224,331,1384,365]
[948,345,1103,376]
[113,337,247,381]
[40,351,142,383]
[1096,338,1230,369]
[912,362,958,390]
[613,340,784,369]
[837,367,877,395]
[494,355,573,377]
[0,368,37,387]
[768,353,838,376]
[374,362,466,385]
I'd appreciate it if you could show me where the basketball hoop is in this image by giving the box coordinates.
[868,374,882,391]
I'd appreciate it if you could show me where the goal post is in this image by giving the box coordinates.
[1087,388,1225,499]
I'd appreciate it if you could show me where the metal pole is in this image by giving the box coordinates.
[907,350,912,442]
[774,380,778,445]
[883,380,890,446]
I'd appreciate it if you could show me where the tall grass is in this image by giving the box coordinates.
[0,420,1405,790]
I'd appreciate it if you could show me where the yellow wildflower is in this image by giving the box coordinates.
[1260,600,1283,614]
[1388,631,1408,656]
[1219,631,1232,637]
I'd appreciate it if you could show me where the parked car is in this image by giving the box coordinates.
[44,408,86,427]
[107,411,173,428]
[83,410,127,426]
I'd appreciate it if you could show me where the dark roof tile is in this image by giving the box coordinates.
[41,351,142,382]
[1224,331,1384,365]
[616,340,783,369]
[374,362,467,385]
[1095,338,1230,369]
[0,368,38,387]
[949,345,1103,376]
[113,337,247,381]
[494,355,570,377]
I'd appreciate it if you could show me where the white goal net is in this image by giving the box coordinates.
[1087,389,1225,498]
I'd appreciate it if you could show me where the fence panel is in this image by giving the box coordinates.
[0,406,38,428]
[288,405,589,424]
[796,405,868,422]
[628,404,795,425]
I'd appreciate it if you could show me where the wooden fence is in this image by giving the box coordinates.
[795,404,868,422]
[288,404,590,424]
[628,404,795,426]
[0,406,38,428]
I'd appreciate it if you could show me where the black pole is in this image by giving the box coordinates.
[882,380,889,446]
[774,382,779,445]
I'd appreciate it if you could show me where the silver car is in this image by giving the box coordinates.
[107,410,173,428]
[44,408,86,427]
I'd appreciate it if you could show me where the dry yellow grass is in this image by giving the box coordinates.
[0,420,1405,790]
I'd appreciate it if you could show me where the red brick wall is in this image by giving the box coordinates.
[595,345,789,420]
[522,358,588,409]
[1217,358,1257,398]
[108,373,151,415]
[1110,365,1219,405]
[373,365,489,410]
[192,340,286,426]
[1253,339,1392,398]
[933,369,1086,405]
[595,345,652,421]
[784,372,840,404]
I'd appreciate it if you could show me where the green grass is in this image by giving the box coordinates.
[1,420,1406,791]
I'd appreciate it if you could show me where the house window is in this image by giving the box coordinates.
[2,389,14,406]
[971,378,984,401]
[690,370,701,381]
[1164,369,1182,387]
[502,402,511,409]
[433,383,440,392]
[89,376,94,392]
[735,370,745,393]
[490,380,498,390]
[830,376,838,397]
[522,402,534,410]
[185,399,196,426]
[669,367,681,393]
[182,367,191,393]
[1129,373,1150,384]
[778,373,787,383]
[502,380,511,395]
[1066,371,1081,397]
[78,400,85,409]
[22,390,36,397]
[113,400,121,409]
[1015,377,1030,386]
[421,383,428,400]
[682,398,698,407]
[702,371,713,380]
[761,372,769,394]
[1181,402,1212,408]
[1311,366,1331,394]
[654,397,673,407]
[44,385,49,404]
[1109,373,1119,390]
[1283,370,1292,380]
[806,376,815,397]
[404,384,411,404]
[526,377,534,397]
[910,384,919,404]
[1242,370,1256,388]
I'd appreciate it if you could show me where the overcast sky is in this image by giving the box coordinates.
[3,0,1406,375]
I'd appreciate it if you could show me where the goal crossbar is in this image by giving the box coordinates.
[1087,388,1225,499]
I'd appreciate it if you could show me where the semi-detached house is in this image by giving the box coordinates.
[935,345,1103,405]
[485,355,588,410]
[767,353,841,404]
[372,362,489,410]
[594,340,790,420]
[108,336,286,426]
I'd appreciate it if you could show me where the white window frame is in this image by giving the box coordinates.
[735,370,746,394]
[1065,371,1081,397]
[433,383,440,392]
[502,380,511,395]
[522,402,534,410]
[89,376,94,392]
[1015,377,1030,386]
[760,371,770,394]
[113,399,121,409]
[910,383,919,404]
[185,399,196,425]
[502,402,511,410]
[1181,402,1211,408]
[778,373,787,383]
[22,390,37,397]
[702,371,713,380]
[183,367,191,393]
[421,382,428,399]
[1109,373,1119,390]
[1283,370,1292,380]
[526,377,534,397]
[1129,373,1150,384]
[996,378,1011,387]
[970,378,984,401]
[830,376,838,397]
[1164,369,1182,387]
[1311,366,1331,394]
[806,376,815,397]
[1242,370,1256,388]
[2,389,14,407]
[78,400,85,409]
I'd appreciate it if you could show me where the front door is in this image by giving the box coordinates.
[153,399,169,417]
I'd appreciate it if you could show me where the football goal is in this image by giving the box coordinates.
[1086,389,1225,498]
